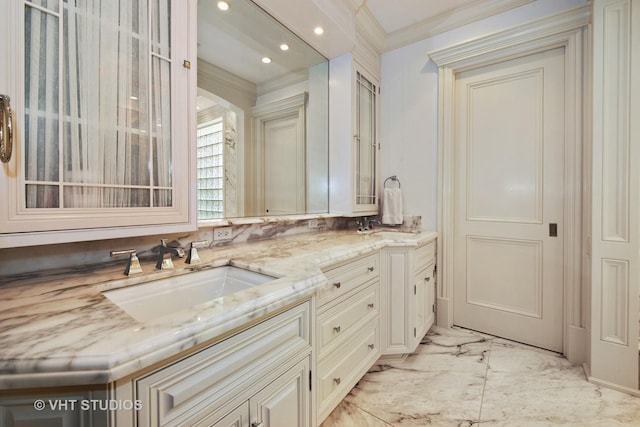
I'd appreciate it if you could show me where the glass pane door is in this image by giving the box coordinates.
[355,71,377,206]
[23,0,172,209]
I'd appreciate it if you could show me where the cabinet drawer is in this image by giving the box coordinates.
[319,252,379,306]
[317,322,380,421]
[413,241,435,274]
[136,301,311,426]
[317,281,379,357]
[414,262,435,287]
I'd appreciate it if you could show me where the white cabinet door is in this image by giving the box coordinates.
[414,271,427,344]
[0,391,106,427]
[381,241,437,356]
[380,247,412,355]
[413,263,436,347]
[0,0,196,248]
[329,53,379,215]
[250,357,310,427]
[211,403,250,427]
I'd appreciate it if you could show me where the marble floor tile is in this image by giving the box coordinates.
[321,327,640,427]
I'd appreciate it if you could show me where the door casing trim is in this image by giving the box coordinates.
[427,4,590,363]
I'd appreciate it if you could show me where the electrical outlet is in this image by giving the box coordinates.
[213,227,233,241]
[308,219,320,229]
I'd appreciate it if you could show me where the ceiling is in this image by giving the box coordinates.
[364,0,481,34]
[359,0,537,51]
[197,0,327,85]
[196,0,538,86]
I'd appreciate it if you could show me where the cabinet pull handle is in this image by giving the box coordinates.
[368,303,374,309]
[333,326,341,333]
[333,377,341,385]
[333,281,341,288]
[367,266,374,272]
[368,343,375,350]
[0,95,13,163]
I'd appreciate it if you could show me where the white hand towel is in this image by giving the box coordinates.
[382,188,403,225]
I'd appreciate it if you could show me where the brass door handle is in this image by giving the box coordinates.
[0,95,13,163]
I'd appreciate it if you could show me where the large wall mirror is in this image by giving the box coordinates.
[197,0,329,220]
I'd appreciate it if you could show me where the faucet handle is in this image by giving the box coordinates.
[186,240,209,264]
[110,249,143,276]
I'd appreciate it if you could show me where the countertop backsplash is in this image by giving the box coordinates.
[0,215,422,280]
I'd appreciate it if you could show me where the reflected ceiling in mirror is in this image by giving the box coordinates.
[197,0,329,220]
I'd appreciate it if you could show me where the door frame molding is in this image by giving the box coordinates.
[427,4,590,362]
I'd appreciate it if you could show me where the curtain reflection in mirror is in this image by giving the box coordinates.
[24,0,172,209]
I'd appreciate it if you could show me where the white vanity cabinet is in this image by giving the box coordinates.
[329,52,380,216]
[114,300,312,427]
[412,242,437,347]
[316,252,381,424]
[0,0,196,248]
[380,240,436,357]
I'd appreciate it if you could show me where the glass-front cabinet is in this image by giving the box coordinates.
[329,53,380,216]
[0,0,195,248]
[354,70,378,208]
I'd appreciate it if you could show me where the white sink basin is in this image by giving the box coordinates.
[103,266,276,322]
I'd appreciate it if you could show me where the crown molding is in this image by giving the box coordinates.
[355,3,386,54]
[257,70,309,97]
[197,59,256,99]
[365,0,537,53]
[427,3,591,69]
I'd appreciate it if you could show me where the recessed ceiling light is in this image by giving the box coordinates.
[314,26,324,35]
[217,1,230,11]
[261,57,272,64]
[280,43,289,51]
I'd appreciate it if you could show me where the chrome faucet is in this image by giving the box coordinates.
[155,239,185,270]
[356,217,368,232]
[367,218,381,229]
[356,217,382,232]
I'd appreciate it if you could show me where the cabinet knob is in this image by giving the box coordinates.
[368,343,375,350]
[367,266,375,272]
[333,377,341,385]
[368,303,374,309]
[333,326,341,333]
[251,423,264,427]
[333,281,341,288]
[424,276,431,282]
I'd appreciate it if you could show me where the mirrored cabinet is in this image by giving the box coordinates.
[329,53,380,216]
[0,0,196,248]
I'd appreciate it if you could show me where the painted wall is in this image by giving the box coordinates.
[379,0,589,229]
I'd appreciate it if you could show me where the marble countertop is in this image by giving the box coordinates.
[0,229,437,390]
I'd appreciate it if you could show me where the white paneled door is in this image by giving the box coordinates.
[263,113,306,215]
[453,48,565,352]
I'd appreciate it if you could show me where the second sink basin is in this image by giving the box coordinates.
[103,266,276,322]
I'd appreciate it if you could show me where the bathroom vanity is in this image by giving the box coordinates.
[0,229,436,426]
